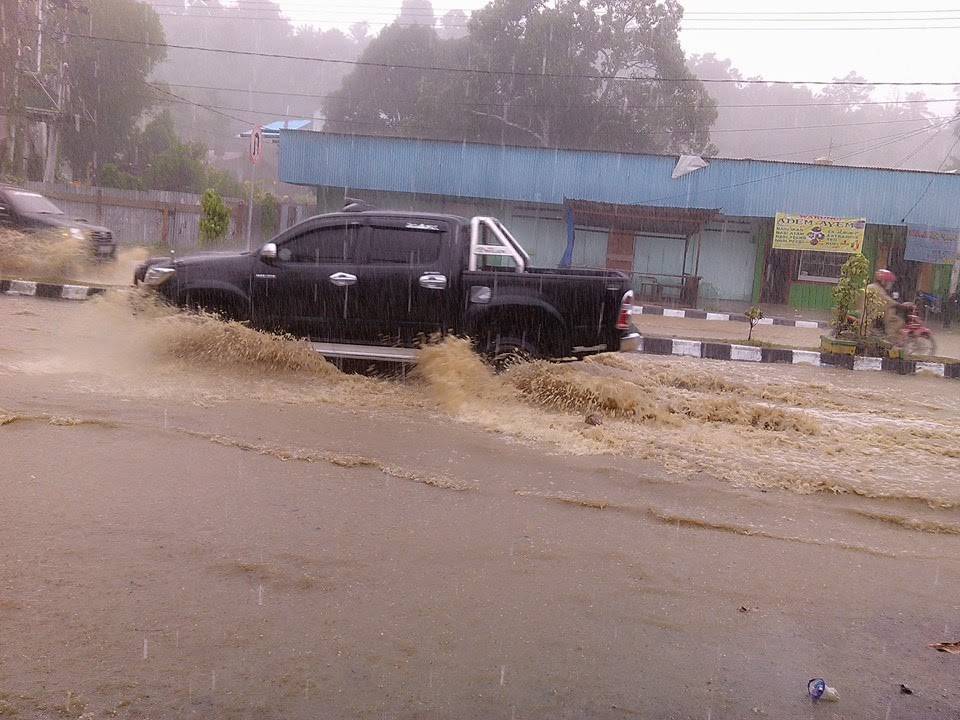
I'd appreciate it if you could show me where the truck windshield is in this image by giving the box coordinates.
[10,191,64,215]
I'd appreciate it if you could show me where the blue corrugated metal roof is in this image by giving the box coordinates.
[279,130,960,228]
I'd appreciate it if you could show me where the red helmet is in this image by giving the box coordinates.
[875,269,896,285]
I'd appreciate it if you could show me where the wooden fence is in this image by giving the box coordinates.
[21,181,317,250]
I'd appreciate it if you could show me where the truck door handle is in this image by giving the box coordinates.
[328,272,357,287]
[419,273,448,290]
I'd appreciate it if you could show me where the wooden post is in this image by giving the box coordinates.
[694,232,703,277]
[160,207,169,247]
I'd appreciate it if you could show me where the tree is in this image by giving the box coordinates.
[145,141,207,192]
[0,0,23,176]
[687,54,945,170]
[399,0,435,27]
[256,190,280,238]
[745,305,763,342]
[831,253,870,338]
[99,163,143,191]
[61,0,166,181]
[150,0,366,154]
[325,0,717,154]
[438,10,468,39]
[199,188,230,246]
[137,111,179,170]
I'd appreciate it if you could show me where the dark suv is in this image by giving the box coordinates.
[0,185,117,260]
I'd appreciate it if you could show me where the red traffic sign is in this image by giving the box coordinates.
[249,125,263,164]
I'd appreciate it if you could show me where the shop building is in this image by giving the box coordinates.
[278,130,960,312]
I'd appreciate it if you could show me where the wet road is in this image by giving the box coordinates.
[1,295,959,719]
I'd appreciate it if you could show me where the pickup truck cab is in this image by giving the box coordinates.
[138,209,639,363]
[0,185,117,260]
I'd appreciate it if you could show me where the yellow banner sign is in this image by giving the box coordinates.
[772,213,866,254]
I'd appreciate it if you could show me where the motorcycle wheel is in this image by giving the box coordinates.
[904,335,936,357]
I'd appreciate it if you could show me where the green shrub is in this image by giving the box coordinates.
[199,188,230,246]
[831,253,869,338]
[745,305,764,341]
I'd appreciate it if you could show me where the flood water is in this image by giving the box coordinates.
[1,292,959,719]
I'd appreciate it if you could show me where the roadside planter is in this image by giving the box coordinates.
[819,336,857,356]
[819,335,896,359]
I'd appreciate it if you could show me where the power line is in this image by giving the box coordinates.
[144,1,960,17]
[901,124,960,220]
[70,33,960,86]
[684,8,960,15]
[156,80,960,112]
[144,80,959,169]
[142,1,960,30]
[679,24,960,31]
[146,82,253,124]
[769,121,955,159]
[636,114,960,208]
[144,4,960,22]
[148,11,960,30]
[896,122,951,165]
[145,85,951,135]
[146,7,960,31]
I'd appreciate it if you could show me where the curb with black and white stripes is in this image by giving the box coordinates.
[634,335,960,380]
[0,279,106,301]
[633,305,829,329]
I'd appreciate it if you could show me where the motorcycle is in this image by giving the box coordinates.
[895,302,937,357]
[831,301,936,356]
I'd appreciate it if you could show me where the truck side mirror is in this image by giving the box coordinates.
[260,242,278,261]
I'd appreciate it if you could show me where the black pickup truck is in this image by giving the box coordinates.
[137,209,639,363]
[0,185,117,260]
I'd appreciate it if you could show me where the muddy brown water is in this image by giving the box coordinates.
[1,293,959,719]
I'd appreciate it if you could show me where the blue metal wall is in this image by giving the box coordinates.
[280,130,960,229]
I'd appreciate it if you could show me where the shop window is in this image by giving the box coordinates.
[797,251,847,283]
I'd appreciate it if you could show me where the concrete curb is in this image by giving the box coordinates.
[633,305,829,329]
[633,335,960,381]
[0,279,106,301]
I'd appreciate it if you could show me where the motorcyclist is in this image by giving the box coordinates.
[859,269,904,340]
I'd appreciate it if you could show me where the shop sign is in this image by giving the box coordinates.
[905,226,960,264]
[772,213,866,253]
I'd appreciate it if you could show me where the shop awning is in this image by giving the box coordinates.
[565,199,720,237]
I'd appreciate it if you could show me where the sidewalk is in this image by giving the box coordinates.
[634,305,828,329]
[631,313,960,361]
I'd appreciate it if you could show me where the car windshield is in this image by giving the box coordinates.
[9,191,64,215]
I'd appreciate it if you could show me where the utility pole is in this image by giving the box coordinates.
[42,13,65,182]
[0,1,6,174]
[34,0,42,74]
[5,0,25,174]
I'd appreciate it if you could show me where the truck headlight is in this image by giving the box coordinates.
[143,266,176,286]
[65,227,87,240]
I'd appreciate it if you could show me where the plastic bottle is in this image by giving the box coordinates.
[808,678,840,702]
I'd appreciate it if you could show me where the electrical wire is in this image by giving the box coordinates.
[153,81,958,118]
[144,85,950,137]
[70,33,960,86]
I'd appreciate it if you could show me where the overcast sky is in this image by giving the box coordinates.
[277,0,960,98]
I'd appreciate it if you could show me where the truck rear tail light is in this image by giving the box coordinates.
[616,290,633,330]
